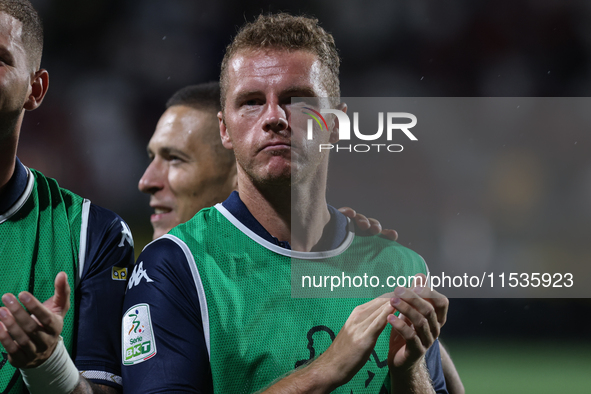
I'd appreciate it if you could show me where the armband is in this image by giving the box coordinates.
[20,336,80,394]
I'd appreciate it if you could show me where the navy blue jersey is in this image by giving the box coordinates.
[0,158,134,389]
[74,203,135,388]
[122,191,447,393]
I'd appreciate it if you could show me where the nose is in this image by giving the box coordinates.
[138,158,164,195]
[263,102,288,133]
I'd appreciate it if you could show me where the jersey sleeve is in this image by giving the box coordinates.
[419,255,448,393]
[425,339,448,394]
[73,204,135,389]
[121,236,212,394]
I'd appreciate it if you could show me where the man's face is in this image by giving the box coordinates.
[0,12,33,137]
[220,49,337,187]
[139,105,235,239]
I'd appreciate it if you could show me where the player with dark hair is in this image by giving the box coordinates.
[139,82,237,240]
[0,1,133,393]
[124,13,449,393]
[166,81,221,109]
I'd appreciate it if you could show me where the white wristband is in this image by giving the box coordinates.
[20,336,80,394]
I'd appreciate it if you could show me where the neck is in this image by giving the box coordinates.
[237,167,331,252]
[0,133,19,197]
[0,111,24,196]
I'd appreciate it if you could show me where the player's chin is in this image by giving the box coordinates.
[151,220,176,239]
[256,168,291,187]
[265,150,292,164]
[264,157,291,174]
[264,173,291,186]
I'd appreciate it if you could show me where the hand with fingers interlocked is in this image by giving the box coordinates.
[387,273,449,393]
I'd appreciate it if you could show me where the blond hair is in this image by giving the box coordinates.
[220,13,340,111]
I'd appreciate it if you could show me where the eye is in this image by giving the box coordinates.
[167,154,188,165]
[244,99,259,106]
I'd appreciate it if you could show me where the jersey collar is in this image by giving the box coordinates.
[220,191,349,251]
[0,157,30,217]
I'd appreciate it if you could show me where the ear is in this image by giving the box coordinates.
[329,102,347,144]
[218,111,233,150]
[24,69,49,111]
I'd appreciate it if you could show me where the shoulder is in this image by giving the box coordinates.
[30,168,83,203]
[352,233,419,256]
[124,236,203,330]
[349,234,428,273]
[168,206,227,248]
[27,169,84,215]
[171,206,220,234]
[87,203,133,246]
[79,203,135,280]
[28,169,88,231]
[129,235,196,292]
[140,234,190,263]
[85,202,134,252]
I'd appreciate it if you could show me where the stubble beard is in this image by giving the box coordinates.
[0,109,23,144]
[239,153,292,190]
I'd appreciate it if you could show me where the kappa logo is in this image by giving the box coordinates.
[119,221,134,248]
[128,261,154,289]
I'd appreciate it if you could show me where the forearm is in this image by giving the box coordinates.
[390,358,436,394]
[258,360,336,394]
[72,378,120,394]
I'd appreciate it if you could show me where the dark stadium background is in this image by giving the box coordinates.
[20,0,591,392]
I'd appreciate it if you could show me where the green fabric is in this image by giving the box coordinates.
[170,206,427,393]
[0,169,81,393]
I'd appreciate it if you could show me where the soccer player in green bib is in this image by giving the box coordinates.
[122,13,449,393]
[0,1,133,393]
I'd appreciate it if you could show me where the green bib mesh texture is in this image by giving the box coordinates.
[170,206,427,393]
[0,169,81,393]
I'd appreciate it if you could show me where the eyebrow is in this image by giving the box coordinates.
[147,146,191,160]
[281,86,318,98]
[233,90,261,104]
[233,86,319,104]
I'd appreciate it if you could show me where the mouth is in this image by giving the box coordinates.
[261,141,291,151]
[150,206,173,222]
